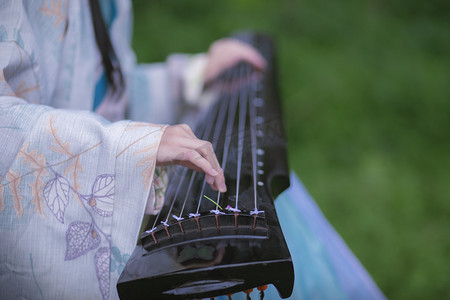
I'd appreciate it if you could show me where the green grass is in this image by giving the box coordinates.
[132,0,450,298]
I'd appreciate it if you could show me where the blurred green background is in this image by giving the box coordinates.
[131,0,450,299]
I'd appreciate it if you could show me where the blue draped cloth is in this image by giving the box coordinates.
[220,172,386,300]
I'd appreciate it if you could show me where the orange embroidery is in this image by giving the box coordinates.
[40,0,67,28]
[5,169,23,218]
[116,123,166,189]
[14,81,39,99]
[47,115,72,156]
[40,0,69,40]
[124,122,164,132]
[134,143,158,190]
[65,156,83,197]
[17,143,49,216]
[116,126,162,158]
[0,117,103,218]
[4,44,23,82]
[0,176,4,213]
[47,115,84,206]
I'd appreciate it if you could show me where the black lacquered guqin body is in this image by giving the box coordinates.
[117,33,294,299]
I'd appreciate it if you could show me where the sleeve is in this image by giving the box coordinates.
[0,40,167,300]
[128,53,210,215]
[128,53,209,125]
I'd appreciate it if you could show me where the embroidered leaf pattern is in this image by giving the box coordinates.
[65,221,101,260]
[136,157,154,189]
[111,246,122,263]
[65,156,83,182]
[47,116,71,156]
[89,174,115,217]
[95,247,110,300]
[17,143,47,168]
[116,126,161,159]
[125,122,164,132]
[0,176,4,213]
[40,0,68,28]
[0,111,124,300]
[65,156,83,206]
[116,124,163,189]
[43,175,69,223]
[14,81,39,99]
[47,115,84,206]
[110,246,130,275]
[17,143,48,215]
[134,143,158,156]
[123,253,130,263]
[5,169,23,217]
[134,143,158,190]
[153,167,168,212]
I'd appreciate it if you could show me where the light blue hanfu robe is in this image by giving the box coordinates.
[218,173,387,300]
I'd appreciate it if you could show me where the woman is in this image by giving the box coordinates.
[0,0,265,299]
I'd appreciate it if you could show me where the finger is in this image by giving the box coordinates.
[211,169,227,193]
[162,131,222,174]
[195,141,221,168]
[216,39,266,69]
[182,140,226,192]
[177,162,223,193]
[176,138,222,172]
[183,149,219,178]
[205,174,216,188]
[182,149,226,192]
[231,42,266,70]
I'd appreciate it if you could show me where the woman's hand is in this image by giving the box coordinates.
[203,38,266,83]
[156,39,264,192]
[156,124,226,193]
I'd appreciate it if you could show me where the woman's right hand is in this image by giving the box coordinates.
[156,124,226,193]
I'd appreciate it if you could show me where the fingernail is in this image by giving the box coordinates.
[210,169,219,176]
[220,183,227,193]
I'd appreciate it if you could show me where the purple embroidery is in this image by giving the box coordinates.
[95,247,111,300]
[43,174,70,223]
[44,168,115,298]
[65,221,101,260]
[90,174,115,217]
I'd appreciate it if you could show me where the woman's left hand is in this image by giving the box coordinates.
[203,38,266,83]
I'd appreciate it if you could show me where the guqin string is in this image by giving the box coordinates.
[149,64,268,228]
[118,32,294,300]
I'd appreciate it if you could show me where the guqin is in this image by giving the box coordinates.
[117,32,294,299]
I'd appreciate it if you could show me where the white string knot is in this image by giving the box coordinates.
[210,209,225,215]
[145,228,156,234]
[250,209,264,215]
[227,207,241,213]
[161,220,169,227]
[189,213,201,218]
[172,215,184,222]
